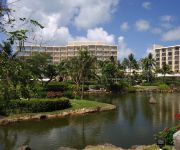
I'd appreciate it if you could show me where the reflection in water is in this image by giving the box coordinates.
[0,93,180,150]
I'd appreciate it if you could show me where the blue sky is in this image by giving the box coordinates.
[2,0,180,60]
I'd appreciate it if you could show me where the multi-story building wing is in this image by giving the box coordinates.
[154,45,180,72]
[17,41,118,64]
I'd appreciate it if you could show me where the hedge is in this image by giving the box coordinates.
[7,97,71,114]
[46,82,69,92]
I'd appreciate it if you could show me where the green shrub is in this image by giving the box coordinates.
[7,98,71,114]
[63,91,74,99]
[158,84,170,90]
[106,81,128,93]
[46,82,69,92]
[128,86,136,92]
[155,125,180,145]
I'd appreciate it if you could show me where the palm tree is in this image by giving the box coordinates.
[128,53,138,75]
[160,63,171,83]
[141,53,156,83]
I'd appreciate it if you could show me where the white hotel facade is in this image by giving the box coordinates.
[17,41,118,64]
[153,45,180,73]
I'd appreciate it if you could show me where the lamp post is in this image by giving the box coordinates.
[156,138,165,150]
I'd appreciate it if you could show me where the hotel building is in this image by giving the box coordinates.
[17,41,118,64]
[154,45,180,72]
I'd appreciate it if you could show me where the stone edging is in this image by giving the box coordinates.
[0,105,116,126]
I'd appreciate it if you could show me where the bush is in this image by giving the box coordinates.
[158,83,170,90]
[108,82,127,93]
[128,86,136,92]
[155,125,180,145]
[6,98,71,114]
[63,91,74,99]
[46,82,69,92]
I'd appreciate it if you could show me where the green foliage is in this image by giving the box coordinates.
[63,91,74,99]
[107,80,128,93]
[158,83,170,90]
[156,126,180,145]
[30,19,44,29]
[6,98,71,114]
[61,50,97,99]
[46,82,69,92]
[128,86,137,92]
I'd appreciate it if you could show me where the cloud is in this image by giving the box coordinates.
[161,26,180,41]
[120,22,129,32]
[161,23,174,29]
[118,36,133,60]
[160,15,174,29]
[7,0,119,45]
[36,26,115,45]
[76,27,115,44]
[8,0,119,30]
[142,2,151,10]
[160,15,174,22]
[135,19,150,31]
[151,28,162,34]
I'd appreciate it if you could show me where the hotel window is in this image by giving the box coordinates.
[168,57,172,60]
[175,46,179,50]
[175,51,179,55]
[156,54,160,57]
[162,57,166,61]
[168,52,172,56]
[175,61,179,64]
[175,56,179,60]
[168,61,172,65]
[162,53,166,56]
[162,49,166,52]
[156,58,160,61]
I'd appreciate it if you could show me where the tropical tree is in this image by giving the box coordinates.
[27,53,57,86]
[127,53,138,75]
[141,53,156,83]
[122,53,138,85]
[160,63,171,82]
[0,42,38,101]
[64,50,97,99]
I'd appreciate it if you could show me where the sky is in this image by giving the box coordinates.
[2,0,180,60]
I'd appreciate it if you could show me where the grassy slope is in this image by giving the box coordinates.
[6,99,115,119]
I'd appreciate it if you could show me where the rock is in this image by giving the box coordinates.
[17,145,31,150]
[57,147,77,150]
[149,97,157,104]
[84,144,124,150]
[173,130,180,150]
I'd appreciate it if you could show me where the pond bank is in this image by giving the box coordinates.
[0,100,116,126]
[134,85,180,93]
[17,144,172,150]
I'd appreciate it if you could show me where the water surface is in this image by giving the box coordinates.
[0,93,180,150]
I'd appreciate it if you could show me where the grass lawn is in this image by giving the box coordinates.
[4,99,115,120]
